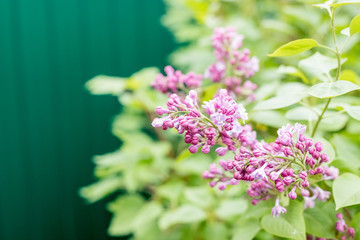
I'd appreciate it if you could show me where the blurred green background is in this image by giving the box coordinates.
[0,0,175,239]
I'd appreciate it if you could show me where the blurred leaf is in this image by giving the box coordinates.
[350,14,360,36]
[343,105,360,120]
[251,110,288,128]
[304,206,336,238]
[285,106,318,121]
[157,180,184,203]
[330,0,360,8]
[331,134,360,168]
[319,113,348,132]
[79,176,122,203]
[203,221,228,240]
[184,186,214,209]
[232,219,261,240]
[278,65,308,83]
[298,52,345,79]
[202,83,222,101]
[86,75,126,95]
[133,202,163,229]
[268,39,318,57]
[254,95,302,110]
[126,67,159,90]
[215,199,248,220]
[107,195,145,236]
[159,204,206,230]
[261,201,305,240]
[340,69,360,84]
[333,173,360,210]
[307,80,360,98]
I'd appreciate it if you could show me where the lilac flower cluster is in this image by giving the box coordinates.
[336,213,355,239]
[152,89,248,154]
[202,123,339,217]
[152,65,203,94]
[205,27,259,101]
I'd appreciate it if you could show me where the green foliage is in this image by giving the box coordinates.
[333,173,360,210]
[261,201,306,240]
[268,39,318,57]
[80,1,360,239]
[307,80,360,98]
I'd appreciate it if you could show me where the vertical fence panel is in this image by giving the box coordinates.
[0,0,175,239]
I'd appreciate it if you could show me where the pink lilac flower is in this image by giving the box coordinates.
[152,65,202,94]
[335,213,355,239]
[200,123,338,217]
[205,27,259,101]
[152,89,248,154]
[271,198,287,217]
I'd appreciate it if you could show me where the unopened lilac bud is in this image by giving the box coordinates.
[320,153,329,163]
[202,171,209,179]
[189,145,199,153]
[201,145,211,154]
[316,167,324,174]
[251,199,260,205]
[308,147,315,155]
[312,151,320,160]
[234,172,242,180]
[309,169,316,175]
[299,134,306,142]
[215,147,227,156]
[289,190,297,200]
[299,171,307,180]
[296,142,305,151]
[209,181,217,187]
[336,213,343,219]
[348,227,355,238]
[305,138,313,147]
[314,142,323,152]
[283,176,294,185]
[240,146,248,154]
[230,179,239,185]
[301,189,310,197]
[336,222,345,232]
[301,180,309,187]
[218,183,226,190]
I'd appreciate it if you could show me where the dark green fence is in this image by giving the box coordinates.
[0,0,175,239]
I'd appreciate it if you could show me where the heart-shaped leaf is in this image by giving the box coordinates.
[268,39,318,57]
[333,173,360,210]
[307,80,360,98]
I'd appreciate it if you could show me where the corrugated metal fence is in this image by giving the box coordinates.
[0,0,175,239]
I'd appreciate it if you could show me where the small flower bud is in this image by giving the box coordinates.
[289,190,297,200]
[314,142,323,152]
[301,189,310,197]
[299,171,307,180]
[301,180,309,187]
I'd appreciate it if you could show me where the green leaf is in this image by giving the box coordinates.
[133,202,163,229]
[318,113,348,132]
[79,176,122,203]
[157,180,184,204]
[215,199,248,220]
[350,15,360,36]
[254,95,303,110]
[304,207,336,239]
[330,0,360,8]
[268,39,318,57]
[251,110,288,128]
[232,219,261,240]
[203,222,228,240]
[278,65,308,83]
[307,80,360,98]
[86,75,126,95]
[184,186,214,209]
[298,52,345,79]
[285,107,318,121]
[261,201,306,240]
[333,173,360,210]
[158,204,206,230]
[344,105,360,120]
[107,195,145,236]
[331,134,360,168]
[340,69,360,84]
